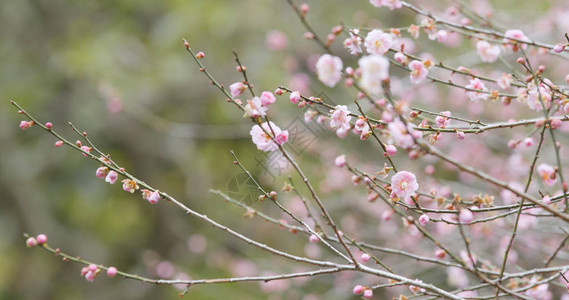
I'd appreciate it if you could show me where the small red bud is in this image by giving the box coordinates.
[183,41,190,49]
[195,52,205,59]
[45,122,53,129]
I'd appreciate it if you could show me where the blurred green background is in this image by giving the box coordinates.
[2,0,568,299]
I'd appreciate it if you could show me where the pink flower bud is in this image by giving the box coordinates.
[516,57,525,64]
[19,121,33,130]
[36,234,47,245]
[385,145,397,156]
[361,253,371,262]
[275,88,283,96]
[107,267,117,277]
[96,167,109,179]
[382,210,392,221]
[309,234,319,243]
[195,51,205,59]
[55,140,64,147]
[542,195,551,204]
[353,285,365,295]
[45,122,53,129]
[289,91,301,104]
[456,131,465,140]
[554,44,565,53]
[418,214,430,226]
[523,137,534,147]
[435,249,446,259]
[183,41,190,49]
[550,118,562,129]
[26,237,38,247]
[105,171,118,184]
[345,67,354,76]
[81,146,92,157]
[85,270,96,282]
[363,289,373,299]
[459,209,473,224]
[89,264,98,272]
[275,131,289,145]
[300,3,309,16]
[81,266,89,276]
[260,91,276,106]
[335,154,346,167]
[147,190,161,204]
[229,82,247,98]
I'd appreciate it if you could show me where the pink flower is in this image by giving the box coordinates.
[409,279,426,294]
[456,131,465,139]
[308,234,319,243]
[26,237,38,247]
[315,54,343,87]
[385,144,397,156]
[537,164,556,187]
[85,271,97,282]
[335,154,346,167]
[142,189,161,204]
[105,171,118,184]
[503,29,529,51]
[394,52,408,65]
[419,214,430,226]
[107,267,117,278]
[121,179,139,193]
[244,97,268,118]
[466,78,489,101]
[526,86,551,112]
[54,140,64,147]
[459,209,473,224]
[435,249,446,259]
[80,146,92,157]
[363,289,373,299]
[369,0,402,10]
[524,280,552,300]
[408,24,420,39]
[260,91,276,106]
[391,171,419,201]
[476,40,501,62]
[329,105,352,133]
[353,285,365,294]
[250,121,288,152]
[343,29,363,55]
[435,111,451,128]
[230,82,247,98]
[265,30,288,51]
[359,55,390,95]
[542,195,551,204]
[289,91,301,104]
[553,44,565,53]
[498,73,512,90]
[36,234,47,245]
[364,29,394,55]
[388,118,419,149]
[96,167,109,179]
[409,60,428,84]
[522,137,534,147]
[19,120,34,130]
[45,122,53,129]
[361,253,371,262]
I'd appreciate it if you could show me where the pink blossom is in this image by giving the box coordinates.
[85,270,97,282]
[308,234,319,243]
[542,195,551,204]
[54,140,64,147]
[364,29,394,55]
[361,253,371,262]
[465,78,489,101]
[435,249,446,259]
[385,144,397,156]
[369,0,402,10]
[343,29,363,55]
[142,189,161,204]
[329,105,352,133]
[353,285,365,294]
[121,179,139,193]
[394,52,408,65]
[105,171,118,184]
[244,97,268,118]
[382,210,392,221]
[408,24,420,39]
[36,234,47,245]
[550,118,562,129]
[359,55,390,95]
[522,137,534,147]
[419,214,430,226]
[498,73,512,90]
[80,146,92,157]
[45,122,53,129]
[19,120,34,130]
[409,279,426,294]
[459,209,473,224]
[363,289,373,299]
[315,54,343,87]
[335,154,346,167]
[391,171,419,201]
[409,60,428,84]
[96,167,109,179]
[503,29,529,51]
[388,118,417,149]
[435,111,451,128]
[476,40,501,62]
[26,237,38,247]
[107,267,117,278]
[230,82,247,98]
[526,86,551,112]
[456,131,465,139]
[554,44,566,53]
[260,91,276,106]
[524,281,552,300]
[537,164,556,187]
[289,91,301,104]
[265,30,288,51]
[250,121,288,152]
